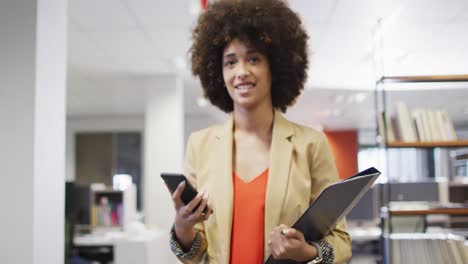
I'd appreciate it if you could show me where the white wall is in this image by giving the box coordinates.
[184,113,220,144]
[34,1,67,263]
[0,2,36,261]
[143,76,184,230]
[0,0,67,263]
[143,76,184,263]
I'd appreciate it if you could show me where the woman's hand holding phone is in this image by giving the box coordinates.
[170,180,213,250]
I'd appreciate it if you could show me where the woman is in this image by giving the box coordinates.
[168,0,351,263]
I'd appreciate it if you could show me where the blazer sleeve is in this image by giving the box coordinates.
[309,133,352,264]
[172,133,208,264]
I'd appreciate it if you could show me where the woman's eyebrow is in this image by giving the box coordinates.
[223,53,236,59]
[223,49,259,59]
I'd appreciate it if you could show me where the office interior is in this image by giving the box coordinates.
[2,0,468,263]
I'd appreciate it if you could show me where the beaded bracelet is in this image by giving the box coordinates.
[169,225,202,259]
[315,240,334,264]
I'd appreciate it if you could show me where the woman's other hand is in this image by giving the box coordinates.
[267,224,317,261]
[168,181,213,250]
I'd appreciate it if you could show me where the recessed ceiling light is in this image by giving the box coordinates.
[197,97,209,108]
[190,0,202,15]
[332,94,345,103]
[353,92,367,104]
[331,109,342,117]
[173,56,187,71]
[346,93,367,104]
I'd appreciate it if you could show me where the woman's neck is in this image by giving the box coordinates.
[233,104,274,137]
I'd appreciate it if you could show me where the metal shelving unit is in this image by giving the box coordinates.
[375,74,468,264]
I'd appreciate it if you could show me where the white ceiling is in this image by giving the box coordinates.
[67,0,468,130]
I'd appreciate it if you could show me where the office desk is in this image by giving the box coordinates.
[348,226,381,242]
[74,230,126,246]
[73,231,123,263]
[74,228,179,264]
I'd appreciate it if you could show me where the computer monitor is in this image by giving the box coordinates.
[65,182,91,225]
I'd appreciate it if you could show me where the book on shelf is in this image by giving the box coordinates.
[442,110,458,141]
[91,194,124,227]
[90,184,136,228]
[435,111,447,141]
[377,111,403,143]
[396,102,419,142]
[427,110,439,141]
[412,110,426,142]
[421,110,433,142]
[378,102,458,144]
[377,111,396,143]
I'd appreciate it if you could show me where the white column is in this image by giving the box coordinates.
[0,1,67,264]
[144,75,184,229]
[143,75,184,263]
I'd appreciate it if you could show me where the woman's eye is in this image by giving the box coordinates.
[249,57,258,63]
[224,60,236,67]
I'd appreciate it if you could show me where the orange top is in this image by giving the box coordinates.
[230,168,269,264]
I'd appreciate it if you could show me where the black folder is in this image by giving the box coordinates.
[265,167,381,264]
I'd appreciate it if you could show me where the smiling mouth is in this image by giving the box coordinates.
[235,83,256,90]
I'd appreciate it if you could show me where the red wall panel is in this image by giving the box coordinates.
[324,130,358,179]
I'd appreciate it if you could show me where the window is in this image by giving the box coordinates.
[75,132,142,209]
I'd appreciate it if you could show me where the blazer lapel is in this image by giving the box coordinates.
[212,115,234,263]
[264,111,294,257]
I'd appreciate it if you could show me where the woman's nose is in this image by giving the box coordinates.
[236,62,250,79]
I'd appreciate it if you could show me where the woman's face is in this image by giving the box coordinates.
[222,39,272,111]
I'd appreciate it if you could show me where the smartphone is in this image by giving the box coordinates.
[161,173,208,213]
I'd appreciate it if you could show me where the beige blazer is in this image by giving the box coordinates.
[181,111,351,264]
